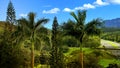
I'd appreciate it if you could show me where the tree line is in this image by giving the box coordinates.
[0,1,104,68]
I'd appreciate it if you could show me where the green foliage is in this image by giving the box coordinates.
[18,12,49,68]
[83,36,100,48]
[102,31,120,42]
[99,59,120,67]
[6,1,16,25]
[84,53,103,68]
[49,17,65,68]
[65,49,103,68]
[0,22,6,33]
[102,27,120,32]
[61,45,69,53]
[0,1,117,68]
[64,47,120,67]
[62,36,79,47]
[0,41,31,68]
[61,10,103,50]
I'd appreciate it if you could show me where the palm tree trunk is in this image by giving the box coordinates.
[80,43,83,68]
[31,42,34,68]
[80,52,83,68]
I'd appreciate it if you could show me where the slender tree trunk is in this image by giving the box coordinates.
[80,42,83,68]
[80,52,83,68]
[31,42,34,68]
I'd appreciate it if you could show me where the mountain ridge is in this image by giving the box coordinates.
[104,18,120,28]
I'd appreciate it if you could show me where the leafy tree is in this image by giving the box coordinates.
[18,12,49,68]
[49,17,64,68]
[64,10,103,68]
[0,23,31,68]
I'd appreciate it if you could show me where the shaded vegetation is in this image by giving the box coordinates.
[102,31,120,42]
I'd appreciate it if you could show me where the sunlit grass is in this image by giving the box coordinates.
[99,59,120,68]
[64,47,80,56]
[34,64,50,68]
[64,47,93,56]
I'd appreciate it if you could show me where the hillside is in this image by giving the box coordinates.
[104,18,120,28]
[0,21,6,33]
[102,18,120,32]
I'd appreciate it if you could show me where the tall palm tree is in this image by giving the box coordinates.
[69,10,103,68]
[18,12,49,68]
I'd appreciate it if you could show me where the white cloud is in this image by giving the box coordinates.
[83,3,95,9]
[94,0,109,6]
[51,0,120,13]
[75,3,95,10]
[63,4,95,12]
[63,8,74,12]
[19,13,27,17]
[106,0,120,4]
[75,7,83,10]
[42,8,60,14]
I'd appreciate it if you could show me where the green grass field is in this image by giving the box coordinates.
[99,59,120,68]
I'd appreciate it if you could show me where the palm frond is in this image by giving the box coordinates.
[35,18,49,30]
[18,18,28,28]
[70,12,79,23]
[85,18,103,36]
[28,12,36,29]
[78,10,86,26]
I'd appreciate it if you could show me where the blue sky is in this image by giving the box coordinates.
[0,0,120,28]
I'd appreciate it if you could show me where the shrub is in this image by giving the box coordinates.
[66,49,103,68]
[0,45,31,68]
[61,45,69,53]
[83,36,100,48]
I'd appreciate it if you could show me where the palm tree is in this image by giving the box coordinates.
[69,10,103,68]
[18,12,49,68]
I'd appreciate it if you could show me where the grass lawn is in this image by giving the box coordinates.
[64,47,94,56]
[99,59,120,68]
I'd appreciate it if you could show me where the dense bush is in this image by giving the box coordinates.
[0,44,31,68]
[61,45,69,53]
[62,36,79,47]
[84,53,102,68]
[39,52,49,64]
[83,36,100,48]
[65,50,103,68]
[106,64,119,68]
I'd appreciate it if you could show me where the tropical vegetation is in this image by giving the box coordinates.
[0,1,120,68]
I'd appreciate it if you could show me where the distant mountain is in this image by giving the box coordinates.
[104,18,120,28]
[102,18,120,32]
